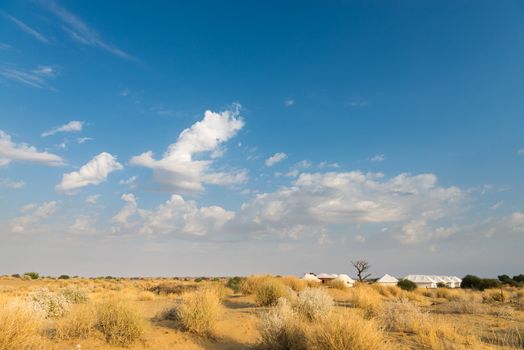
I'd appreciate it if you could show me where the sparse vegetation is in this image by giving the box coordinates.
[255,279,293,306]
[23,272,39,280]
[96,298,146,346]
[397,279,417,291]
[176,287,222,336]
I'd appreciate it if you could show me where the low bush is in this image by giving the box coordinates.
[294,288,333,321]
[256,280,293,306]
[226,276,245,293]
[327,279,348,290]
[29,288,70,318]
[259,298,307,350]
[11,274,20,278]
[445,301,486,314]
[60,286,88,304]
[58,275,70,280]
[96,299,146,346]
[177,288,222,336]
[23,272,39,280]
[397,279,417,291]
[148,283,198,295]
[461,275,500,291]
[380,299,427,333]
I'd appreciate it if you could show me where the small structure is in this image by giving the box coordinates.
[301,273,321,283]
[317,273,338,284]
[376,274,399,286]
[404,275,437,289]
[449,276,462,288]
[335,274,355,287]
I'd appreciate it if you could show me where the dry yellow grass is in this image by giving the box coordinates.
[0,297,48,350]
[54,303,97,339]
[255,279,293,306]
[348,284,383,318]
[96,298,146,346]
[178,287,223,336]
[280,275,307,292]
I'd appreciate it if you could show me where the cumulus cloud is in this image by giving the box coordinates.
[9,201,58,232]
[111,193,234,236]
[0,130,64,166]
[265,152,287,167]
[0,178,25,189]
[56,152,123,193]
[42,120,84,137]
[231,171,462,242]
[130,107,246,193]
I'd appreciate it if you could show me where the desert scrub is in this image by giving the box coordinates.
[309,313,388,350]
[397,279,417,291]
[0,298,48,350]
[259,298,307,350]
[280,276,307,292]
[256,279,294,306]
[60,286,88,304]
[177,287,222,336]
[380,299,428,333]
[136,290,156,301]
[327,279,349,290]
[445,300,487,314]
[240,275,273,295]
[226,276,245,293]
[29,288,70,318]
[294,288,333,321]
[96,298,146,346]
[349,284,383,318]
[54,304,96,339]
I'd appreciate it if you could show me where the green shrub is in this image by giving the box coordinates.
[23,272,39,280]
[513,274,524,283]
[461,275,500,291]
[58,275,70,280]
[397,279,417,291]
[256,280,292,306]
[11,274,20,278]
[226,277,245,293]
[436,282,447,288]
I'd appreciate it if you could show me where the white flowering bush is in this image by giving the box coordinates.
[294,287,333,321]
[29,288,70,318]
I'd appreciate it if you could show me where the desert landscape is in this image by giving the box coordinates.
[1,273,523,350]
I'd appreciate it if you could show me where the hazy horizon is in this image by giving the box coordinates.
[1,1,523,277]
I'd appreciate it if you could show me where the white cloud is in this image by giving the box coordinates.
[70,215,93,232]
[0,65,57,89]
[111,194,234,236]
[0,178,25,189]
[265,152,288,167]
[42,120,84,137]
[370,154,385,162]
[119,176,137,189]
[56,152,123,193]
[130,107,246,193]
[490,201,504,210]
[77,137,93,144]
[4,13,49,43]
[9,201,58,232]
[0,130,64,166]
[85,194,100,204]
[318,162,340,169]
[43,0,133,60]
[233,171,462,242]
[284,99,295,107]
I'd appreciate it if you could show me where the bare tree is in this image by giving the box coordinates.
[351,260,371,282]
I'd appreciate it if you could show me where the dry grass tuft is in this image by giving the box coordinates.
[136,290,156,301]
[280,276,307,292]
[0,298,48,350]
[54,303,96,339]
[327,279,349,290]
[259,298,307,350]
[96,298,146,346]
[348,284,383,318]
[294,288,333,321]
[256,279,294,306]
[309,313,389,350]
[177,287,222,337]
[444,300,487,314]
[380,299,427,333]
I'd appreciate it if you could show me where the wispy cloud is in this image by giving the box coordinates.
[284,99,295,107]
[42,0,133,60]
[0,130,64,166]
[265,152,288,167]
[0,65,57,89]
[3,12,49,43]
[370,154,385,162]
[42,120,84,137]
[0,178,25,189]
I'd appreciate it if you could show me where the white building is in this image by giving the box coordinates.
[301,273,321,283]
[376,274,399,286]
[404,275,438,289]
[335,274,355,287]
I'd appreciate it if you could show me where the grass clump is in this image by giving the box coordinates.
[348,284,383,318]
[294,288,333,321]
[327,279,349,290]
[60,286,88,304]
[256,279,293,306]
[55,304,96,339]
[259,298,307,350]
[280,276,307,292]
[177,287,222,336]
[0,298,48,350]
[29,288,70,318]
[96,298,146,346]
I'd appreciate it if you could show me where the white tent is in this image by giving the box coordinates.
[335,274,355,287]
[317,273,338,279]
[301,273,321,283]
[376,274,399,286]
[404,275,437,289]
[449,276,462,288]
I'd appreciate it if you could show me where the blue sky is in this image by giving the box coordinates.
[0,0,523,277]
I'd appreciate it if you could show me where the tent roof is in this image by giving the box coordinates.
[335,274,355,283]
[404,275,437,283]
[302,273,321,282]
[318,273,338,279]
[449,276,462,283]
[377,274,398,283]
